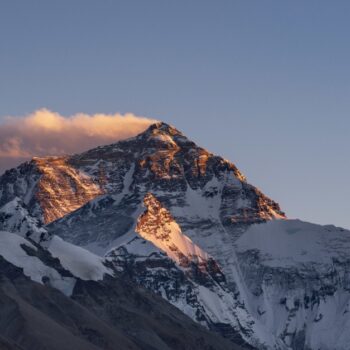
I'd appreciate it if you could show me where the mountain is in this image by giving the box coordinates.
[0,121,350,349]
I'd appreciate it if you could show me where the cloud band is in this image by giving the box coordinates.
[0,109,157,174]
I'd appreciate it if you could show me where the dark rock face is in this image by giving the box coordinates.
[0,161,42,218]
[0,198,49,242]
[0,337,23,350]
[107,239,252,348]
[0,256,240,350]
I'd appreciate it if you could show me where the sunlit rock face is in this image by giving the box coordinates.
[34,157,104,223]
[0,156,103,224]
[136,192,211,267]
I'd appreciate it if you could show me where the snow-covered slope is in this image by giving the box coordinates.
[0,198,112,296]
[0,195,111,289]
[1,121,349,349]
[0,228,111,297]
[235,220,350,350]
[0,230,76,295]
[48,235,110,281]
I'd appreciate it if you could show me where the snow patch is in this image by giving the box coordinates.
[48,235,111,281]
[0,231,75,296]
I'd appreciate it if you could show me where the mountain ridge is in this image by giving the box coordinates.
[1,121,350,349]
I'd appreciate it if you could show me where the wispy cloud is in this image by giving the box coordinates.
[0,109,157,174]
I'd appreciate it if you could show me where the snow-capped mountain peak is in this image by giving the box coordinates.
[3,121,349,349]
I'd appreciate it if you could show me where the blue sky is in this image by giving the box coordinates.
[0,1,349,228]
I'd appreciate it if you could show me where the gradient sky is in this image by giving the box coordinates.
[0,1,349,229]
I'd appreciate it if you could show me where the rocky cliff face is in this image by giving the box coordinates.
[0,156,103,224]
[1,122,349,349]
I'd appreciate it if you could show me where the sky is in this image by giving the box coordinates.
[0,1,349,229]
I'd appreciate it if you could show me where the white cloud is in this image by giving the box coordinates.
[0,109,157,174]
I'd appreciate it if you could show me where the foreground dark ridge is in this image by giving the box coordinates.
[0,254,239,350]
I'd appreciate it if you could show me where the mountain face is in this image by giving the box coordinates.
[0,233,236,350]
[0,122,349,350]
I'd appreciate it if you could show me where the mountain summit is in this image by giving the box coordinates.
[1,122,350,350]
[0,121,285,225]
